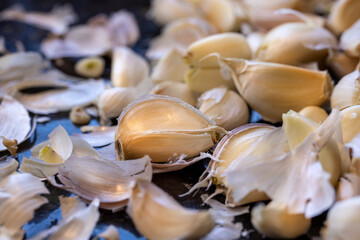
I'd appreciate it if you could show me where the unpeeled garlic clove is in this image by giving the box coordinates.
[69,106,91,125]
[327,0,360,35]
[299,106,328,124]
[74,56,105,78]
[340,19,360,58]
[198,87,249,130]
[115,94,226,162]
[251,202,311,239]
[151,81,196,106]
[327,51,359,79]
[111,47,149,87]
[341,105,360,143]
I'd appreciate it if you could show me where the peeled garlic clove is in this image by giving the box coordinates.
[198,87,249,130]
[97,87,135,121]
[185,33,251,68]
[151,81,196,106]
[150,49,188,83]
[127,180,215,240]
[340,19,360,58]
[327,51,359,79]
[331,68,360,110]
[115,94,226,162]
[74,57,105,78]
[321,196,360,240]
[69,106,91,125]
[220,58,333,123]
[111,47,149,87]
[251,202,311,239]
[341,105,360,143]
[185,67,235,93]
[299,106,328,124]
[327,0,360,35]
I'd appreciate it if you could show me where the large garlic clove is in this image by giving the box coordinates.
[327,51,359,79]
[321,196,360,240]
[341,105,360,143]
[255,22,337,65]
[340,19,360,58]
[150,49,188,83]
[327,0,360,35]
[111,47,149,87]
[198,87,249,130]
[299,106,328,124]
[115,94,226,162]
[127,180,215,240]
[185,33,251,68]
[331,68,360,110]
[220,57,333,123]
[151,81,196,106]
[251,202,311,239]
[283,110,342,186]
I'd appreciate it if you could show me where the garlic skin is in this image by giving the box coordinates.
[341,105,360,143]
[321,196,360,240]
[299,106,328,124]
[251,202,311,239]
[111,47,149,87]
[198,87,249,130]
[115,94,226,162]
[328,0,360,35]
[74,57,105,78]
[69,106,91,125]
[340,19,360,58]
[151,81,196,106]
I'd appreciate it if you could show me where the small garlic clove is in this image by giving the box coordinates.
[199,0,236,32]
[111,47,149,87]
[69,106,91,125]
[341,105,360,143]
[251,202,311,239]
[151,81,196,106]
[299,106,328,124]
[327,51,359,79]
[327,0,360,35]
[198,87,249,130]
[74,56,105,78]
[115,94,226,162]
[340,19,360,58]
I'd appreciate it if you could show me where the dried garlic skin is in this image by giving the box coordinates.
[74,57,105,78]
[299,106,328,124]
[69,106,91,125]
[198,87,249,130]
[341,105,360,143]
[340,19,360,58]
[115,94,226,162]
[151,81,197,106]
[251,202,311,239]
[327,0,360,35]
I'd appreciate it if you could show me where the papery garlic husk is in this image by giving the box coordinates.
[74,56,105,78]
[0,156,18,182]
[327,51,359,79]
[151,81,197,106]
[185,33,251,68]
[150,49,188,83]
[97,87,135,121]
[327,0,360,35]
[299,106,328,124]
[251,201,311,239]
[198,87,249,130]
[340,19,360,58]
[336,173,360,201]
[330,67,360,110]
[219,57,333,123]
[115,94,226,162]
[321,196,360,240]
[75,126,116,147]
[111,47,150,87]
[127,180,215,240]
[255,21,337,65]
[341,105,360,143]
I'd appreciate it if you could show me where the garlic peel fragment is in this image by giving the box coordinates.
[75,126,116,147]
[0,156,18,182]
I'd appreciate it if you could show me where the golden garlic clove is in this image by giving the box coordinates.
[282,110,342,186]
[243,0,312,11]
[198,87,249,130]
[327,0,360,35]
[111,47,150,87]
[341,105,360,143]
[251,202,311,239]
[151,81,196,106]
[115,94,226,162]
[327,51,359,79]
[74,57,105,78]
[299,106,328,124]
[69,106,91,125]
[340,19,360,58]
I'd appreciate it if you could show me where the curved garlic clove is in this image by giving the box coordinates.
[97,87,135,121]
[151,81,196,106]
[246,32,265,58]
[115,94,226,162]
[327,0,360,35]
[69,106,91,125]
[198,87,249,130]
[331,68,360,110]
[74,57,105,78]
[251,202,311,239]
[185,33,251,68]
[327,51,359,79]
[111,47,149,87]
[220,57,333,123]
[340,19,360,58]
[127,180,215,240]
[341,105,360,143]
[299,106,328,124]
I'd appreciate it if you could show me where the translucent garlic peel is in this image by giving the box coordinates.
[0,156,18,182]
[48,125,73,161]
[75,126,116,147]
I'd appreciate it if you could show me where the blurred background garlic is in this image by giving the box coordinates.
[327,0,360,35]
[151,81,196,106]
[74,56,105,78]
[340,19,360,58]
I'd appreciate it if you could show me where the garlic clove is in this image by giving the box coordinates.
[243,0,312,11]
[327,0,360,35]
[198,87,249,130]
[299,106,328,124]
[69,106,91,125]
[327,51,359,79]
[340,19,360,58]
[246,32,265,58]
[341,105,360,143]
[115,94,226,162]
[151,81,197,106]
[74,56,105,78]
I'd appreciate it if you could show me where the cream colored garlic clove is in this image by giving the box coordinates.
[69,106,91,125]
[341,105,360,143]
[111,47,150,87]
[251,202,311,239]
[74,57,105,78]
[340,19,360,58]
[243,0,312,11]
[198,87,249,130]
[327,51,359,79]
[115,94,226,162]
[246,32,265,58]
[299,106,328,124]
[151,81,196,106]
[327,0,360,35]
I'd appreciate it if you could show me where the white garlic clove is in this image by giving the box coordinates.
[341,105,360,143]
[340,19,360,58]
[151,81,196,106]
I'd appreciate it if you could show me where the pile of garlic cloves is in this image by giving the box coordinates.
[1,0,360,239]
